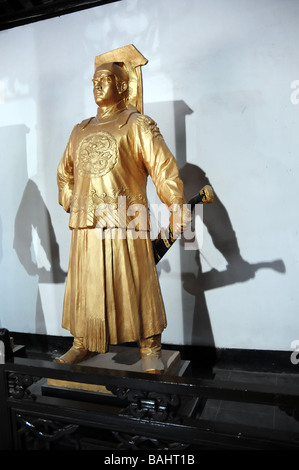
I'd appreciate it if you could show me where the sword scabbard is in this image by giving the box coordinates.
[153,185,214,264]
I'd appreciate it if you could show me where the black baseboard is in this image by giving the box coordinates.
[164,343,298,374]
[8,331,298,375]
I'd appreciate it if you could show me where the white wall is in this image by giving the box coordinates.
[0,0,298,351]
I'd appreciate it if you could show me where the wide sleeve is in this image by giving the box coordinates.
[57,126,76,213]
[134,114,186,207]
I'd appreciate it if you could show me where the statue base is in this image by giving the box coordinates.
[47,345,189,394]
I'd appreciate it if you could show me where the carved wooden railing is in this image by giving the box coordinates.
[1,352,299,451]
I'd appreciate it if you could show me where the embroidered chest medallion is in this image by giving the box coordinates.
[77,131,118,177]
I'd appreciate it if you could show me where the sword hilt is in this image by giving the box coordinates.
[188,185,215,209]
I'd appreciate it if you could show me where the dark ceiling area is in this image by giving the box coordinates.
[0,0,121,31]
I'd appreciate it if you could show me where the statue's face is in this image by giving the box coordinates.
[92,70,121,107]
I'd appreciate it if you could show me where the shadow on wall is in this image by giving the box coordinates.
[152,100,286,355]
[13,178,66,332]
[179,163,285,346]
[0,124,66,334]
[14,179,66,283]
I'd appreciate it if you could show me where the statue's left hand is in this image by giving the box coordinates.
[169,203,192,238]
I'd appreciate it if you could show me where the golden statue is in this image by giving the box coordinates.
[56,45,189,373]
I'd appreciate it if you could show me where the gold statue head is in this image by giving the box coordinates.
[93,63,129,108]
[94,44,148,114]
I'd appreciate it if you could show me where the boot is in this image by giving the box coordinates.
[138,334,164,374]
[55,337,95,364]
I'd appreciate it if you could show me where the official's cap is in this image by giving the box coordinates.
[94,44,148,114]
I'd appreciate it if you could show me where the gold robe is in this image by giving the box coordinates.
[57,106,185,352]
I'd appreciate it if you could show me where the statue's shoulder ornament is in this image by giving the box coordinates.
[133,114,164,141]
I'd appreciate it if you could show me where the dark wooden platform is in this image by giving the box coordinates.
[1,335,299,452]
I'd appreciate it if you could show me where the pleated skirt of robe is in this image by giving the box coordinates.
[61,228,167,352]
